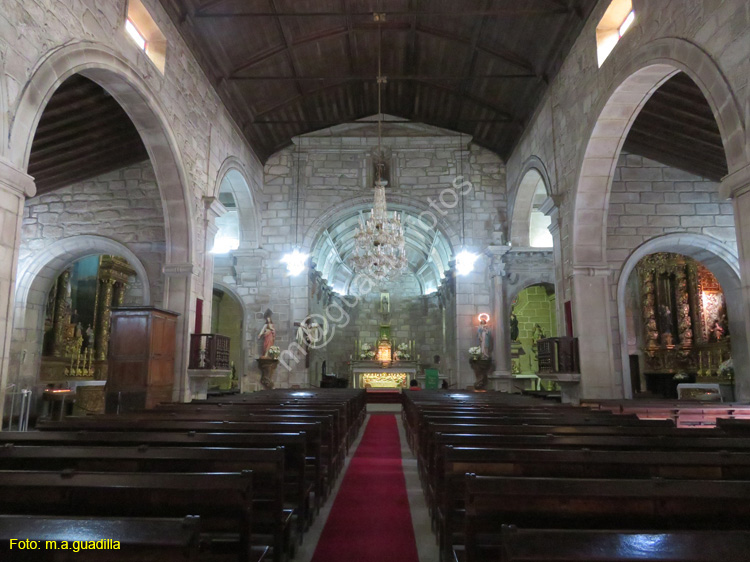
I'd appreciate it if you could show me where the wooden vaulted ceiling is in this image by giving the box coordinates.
[159,0,598,161]
[623,72,728,182]
[28,75,149,196]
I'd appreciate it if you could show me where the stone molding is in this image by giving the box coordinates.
[0,157,35,198]
[163,263,196,277]
[720,163,750,200]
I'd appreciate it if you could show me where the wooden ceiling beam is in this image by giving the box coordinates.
[34,152,149,195]
[29,130,145,171]
[193,8,571,18]
[30,121,143,159]
[623,136,725,182]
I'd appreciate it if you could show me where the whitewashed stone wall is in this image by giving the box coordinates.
[19,160,166,303]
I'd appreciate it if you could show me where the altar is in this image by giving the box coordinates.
[351,361,417,389]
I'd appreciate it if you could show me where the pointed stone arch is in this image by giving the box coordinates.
[509,156,553,247]
[214,156,262,250]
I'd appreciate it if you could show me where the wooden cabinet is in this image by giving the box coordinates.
[106,307,180,413]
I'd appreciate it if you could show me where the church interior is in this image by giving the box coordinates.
[1,0,750,560]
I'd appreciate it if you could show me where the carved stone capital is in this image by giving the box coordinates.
[0,156,36,200]
[720,163,750,199]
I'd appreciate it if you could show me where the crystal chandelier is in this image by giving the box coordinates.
[350,11,408,284]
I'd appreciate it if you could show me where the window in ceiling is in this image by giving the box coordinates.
[596,0,635,67]
[126,0,167,73]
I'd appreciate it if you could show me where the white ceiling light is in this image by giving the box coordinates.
[282,248,309,277]
[455,250,478,276]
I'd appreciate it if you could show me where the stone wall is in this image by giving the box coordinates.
[19,160,166,304]
[606,153,736,376]
[503,0,749,398]
[512,284,556,374]
[217,122,508,388]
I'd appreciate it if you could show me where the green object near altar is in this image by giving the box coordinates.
[424,368,439,389]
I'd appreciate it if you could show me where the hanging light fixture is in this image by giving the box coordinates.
[349,11,408,284]
[282,139,309,276]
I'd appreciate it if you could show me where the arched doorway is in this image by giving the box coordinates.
[617,233,746,400]
[570,38,747,399]
[5,44,194,410]
[211,285,246,393]
[9,235,149,425]
[510,282,557,377]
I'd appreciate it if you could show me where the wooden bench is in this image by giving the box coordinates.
[0,514,204,562]
[0,431,313,537]
[0,470,261,562]
[463,475,750,562]
[0,446,291,562]
[479,525,750,562]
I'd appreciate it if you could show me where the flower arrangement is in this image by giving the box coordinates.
[718,358,734,379]
[360,343,372,351]
[469,346,482,359]
[672,372,690,382]
[397,343,410,352]
[395,351,411,361]
[267,346,281,359]
[359,342,375,359]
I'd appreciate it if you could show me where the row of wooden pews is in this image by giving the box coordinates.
[402,391,750,562]
[0,388,366,562]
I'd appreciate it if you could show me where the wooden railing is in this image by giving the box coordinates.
[537,337,580,374]
[189,334,230,370]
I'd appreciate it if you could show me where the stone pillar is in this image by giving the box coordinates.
[201,197,227,331]
[570,265,620,399]
[541,197,566,336]
[721,163,750,400]
[163,263,196,402]
[0,158,35,428]
[486,245,511,390]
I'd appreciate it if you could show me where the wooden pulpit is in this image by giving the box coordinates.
[105,306,180,413]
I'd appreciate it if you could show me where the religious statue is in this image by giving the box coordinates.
[258,312,276,358]
[477,317,492,359]
[510,311,519,342]
[380,292,390,314]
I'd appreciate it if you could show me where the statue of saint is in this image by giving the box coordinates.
[258,314,276,358]
[477,318,492,359]
[510,312,519,342]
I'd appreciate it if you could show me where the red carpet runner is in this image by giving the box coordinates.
[310,414,420,562]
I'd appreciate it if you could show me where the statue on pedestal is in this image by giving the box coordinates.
[258,310,276,358]
[477,315,492,359]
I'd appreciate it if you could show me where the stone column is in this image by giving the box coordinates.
[0,158,35,428]
[541,197,566,336]
[201,197,227,331]
[163,263,196,402]
[721,163,750,400]
[570,265,620,398]
[486,245,511,390]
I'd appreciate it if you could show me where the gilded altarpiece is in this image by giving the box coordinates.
[40,256,136,413]
[637,253,731,383]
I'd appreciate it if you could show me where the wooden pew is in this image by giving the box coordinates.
[0,446,291,562]
[35,420,328,505]
[491,525,750,562]
[462,475,750,562]
[435,446,750,560]
[0,515,203,562]
[0,470,262,562]
[0,431,313,535]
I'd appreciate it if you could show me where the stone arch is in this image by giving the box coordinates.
[616,233,748,399]
[572,37,747,267]
[214,157,261,250]
[10,235,151,390]
[8,42,193,265]
[212,280,250,391]
[302,193,461,252]
[509,156,553,247]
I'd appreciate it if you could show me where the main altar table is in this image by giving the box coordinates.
[351,361,417,389]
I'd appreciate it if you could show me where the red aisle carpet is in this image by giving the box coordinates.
[310,414,420,562]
